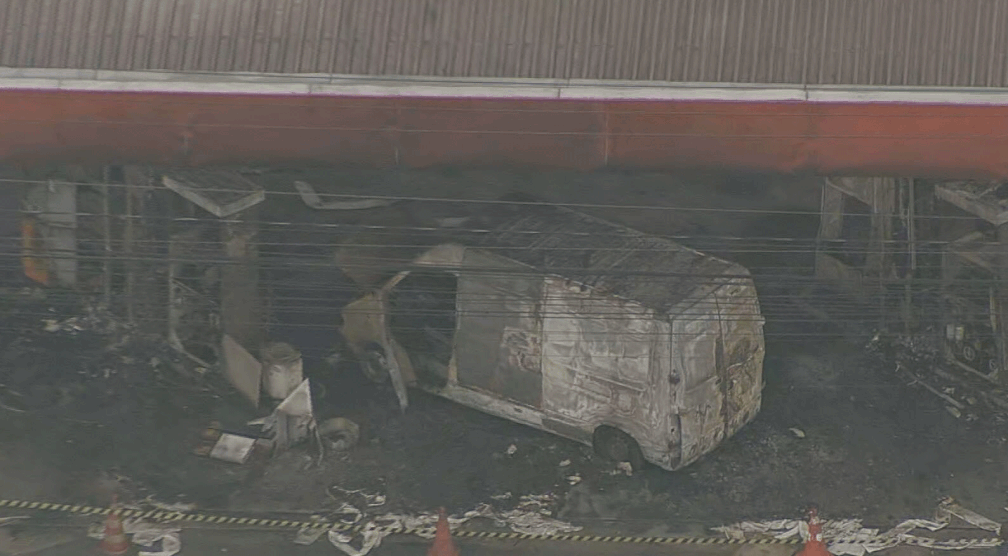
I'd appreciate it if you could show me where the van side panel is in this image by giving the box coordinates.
[715,279,765,435]
[539,277,665,457]
[453,250,543,408]
[672,312,725,467]
[672,278,766,468]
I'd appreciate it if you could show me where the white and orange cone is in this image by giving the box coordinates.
[427,507,460,556]
[100,508,130,556]
[795,507,832,556]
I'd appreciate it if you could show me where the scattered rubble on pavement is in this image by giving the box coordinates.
[713,498,1002,555]
[866,330,1008,427]
[278,490,583,556]
[87,516,182,556]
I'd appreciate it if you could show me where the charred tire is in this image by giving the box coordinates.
[593,426,645,473]
[960,343,978,363]
[360,342,391,384]
[318,417,361,451]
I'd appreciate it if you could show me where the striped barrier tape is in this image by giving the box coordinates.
[0,499,999,546]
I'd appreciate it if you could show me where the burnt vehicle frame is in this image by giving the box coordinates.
[339,202,766,471]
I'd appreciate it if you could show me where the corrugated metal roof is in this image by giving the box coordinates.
[467,200,744,316]
[4,0,1008,87]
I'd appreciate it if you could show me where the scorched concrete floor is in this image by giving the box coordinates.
[1,169,1006,551]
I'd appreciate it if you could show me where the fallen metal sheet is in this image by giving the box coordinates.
[262,378,315,451]
[293,181,394,211]
[712,502,1002,556]
[937,499,1002,533]
[208,433,257,464]
[221,334,261,407]
[276,378,312,417]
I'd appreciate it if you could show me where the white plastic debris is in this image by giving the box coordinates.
[294,181,394,211]
[566,474,582,485]
[937,499,1002,532]
[494,495,583,536]
[328,528,384,556]
[143,499,196,513]
[328,486,386,508]
[789,428,806,438]
[558,459,571,467]
[294,527,328,546]
[134,531,181,556]
[87,519,181,556]
[293,490,583,555]
[506,444,518,456]
[615,461,634,476]
[491,492,512,501]
[712,501,1002,556]
[333,503,364,525]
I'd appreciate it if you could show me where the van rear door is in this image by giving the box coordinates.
[715,280,765,436]
[673,315,726,467]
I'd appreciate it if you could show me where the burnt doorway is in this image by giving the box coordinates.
[389,270,458,388]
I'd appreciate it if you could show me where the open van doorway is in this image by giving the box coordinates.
[388,270,458,388]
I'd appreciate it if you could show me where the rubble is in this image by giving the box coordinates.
[40,304,124,335]
[294,526,328,546]
[328,485,386,509]
[0,300,210,419]
[712,499,1002,555]
[257,379,316,453]
[304,491,578,555]
[328,528,384,556]
[494,494,582,536]
[87,518,182,556]
[867,331,1007,423]
[936,498,1002,532]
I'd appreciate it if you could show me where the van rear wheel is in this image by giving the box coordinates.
[593,426,645,474]
[360,343,391,384]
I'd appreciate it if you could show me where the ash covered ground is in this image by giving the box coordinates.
[0,169,1006,539]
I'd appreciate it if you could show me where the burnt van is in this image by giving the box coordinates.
[340,202,765,471]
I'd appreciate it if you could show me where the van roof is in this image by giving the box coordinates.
[464,200,752,316]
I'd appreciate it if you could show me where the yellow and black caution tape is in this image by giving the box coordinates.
[0,499,999,546]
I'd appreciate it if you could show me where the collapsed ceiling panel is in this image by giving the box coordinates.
[162,170,266,218]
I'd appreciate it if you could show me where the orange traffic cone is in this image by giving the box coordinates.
[795,507,832,556]
[100,508,130,556]
[427,507,460,556]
